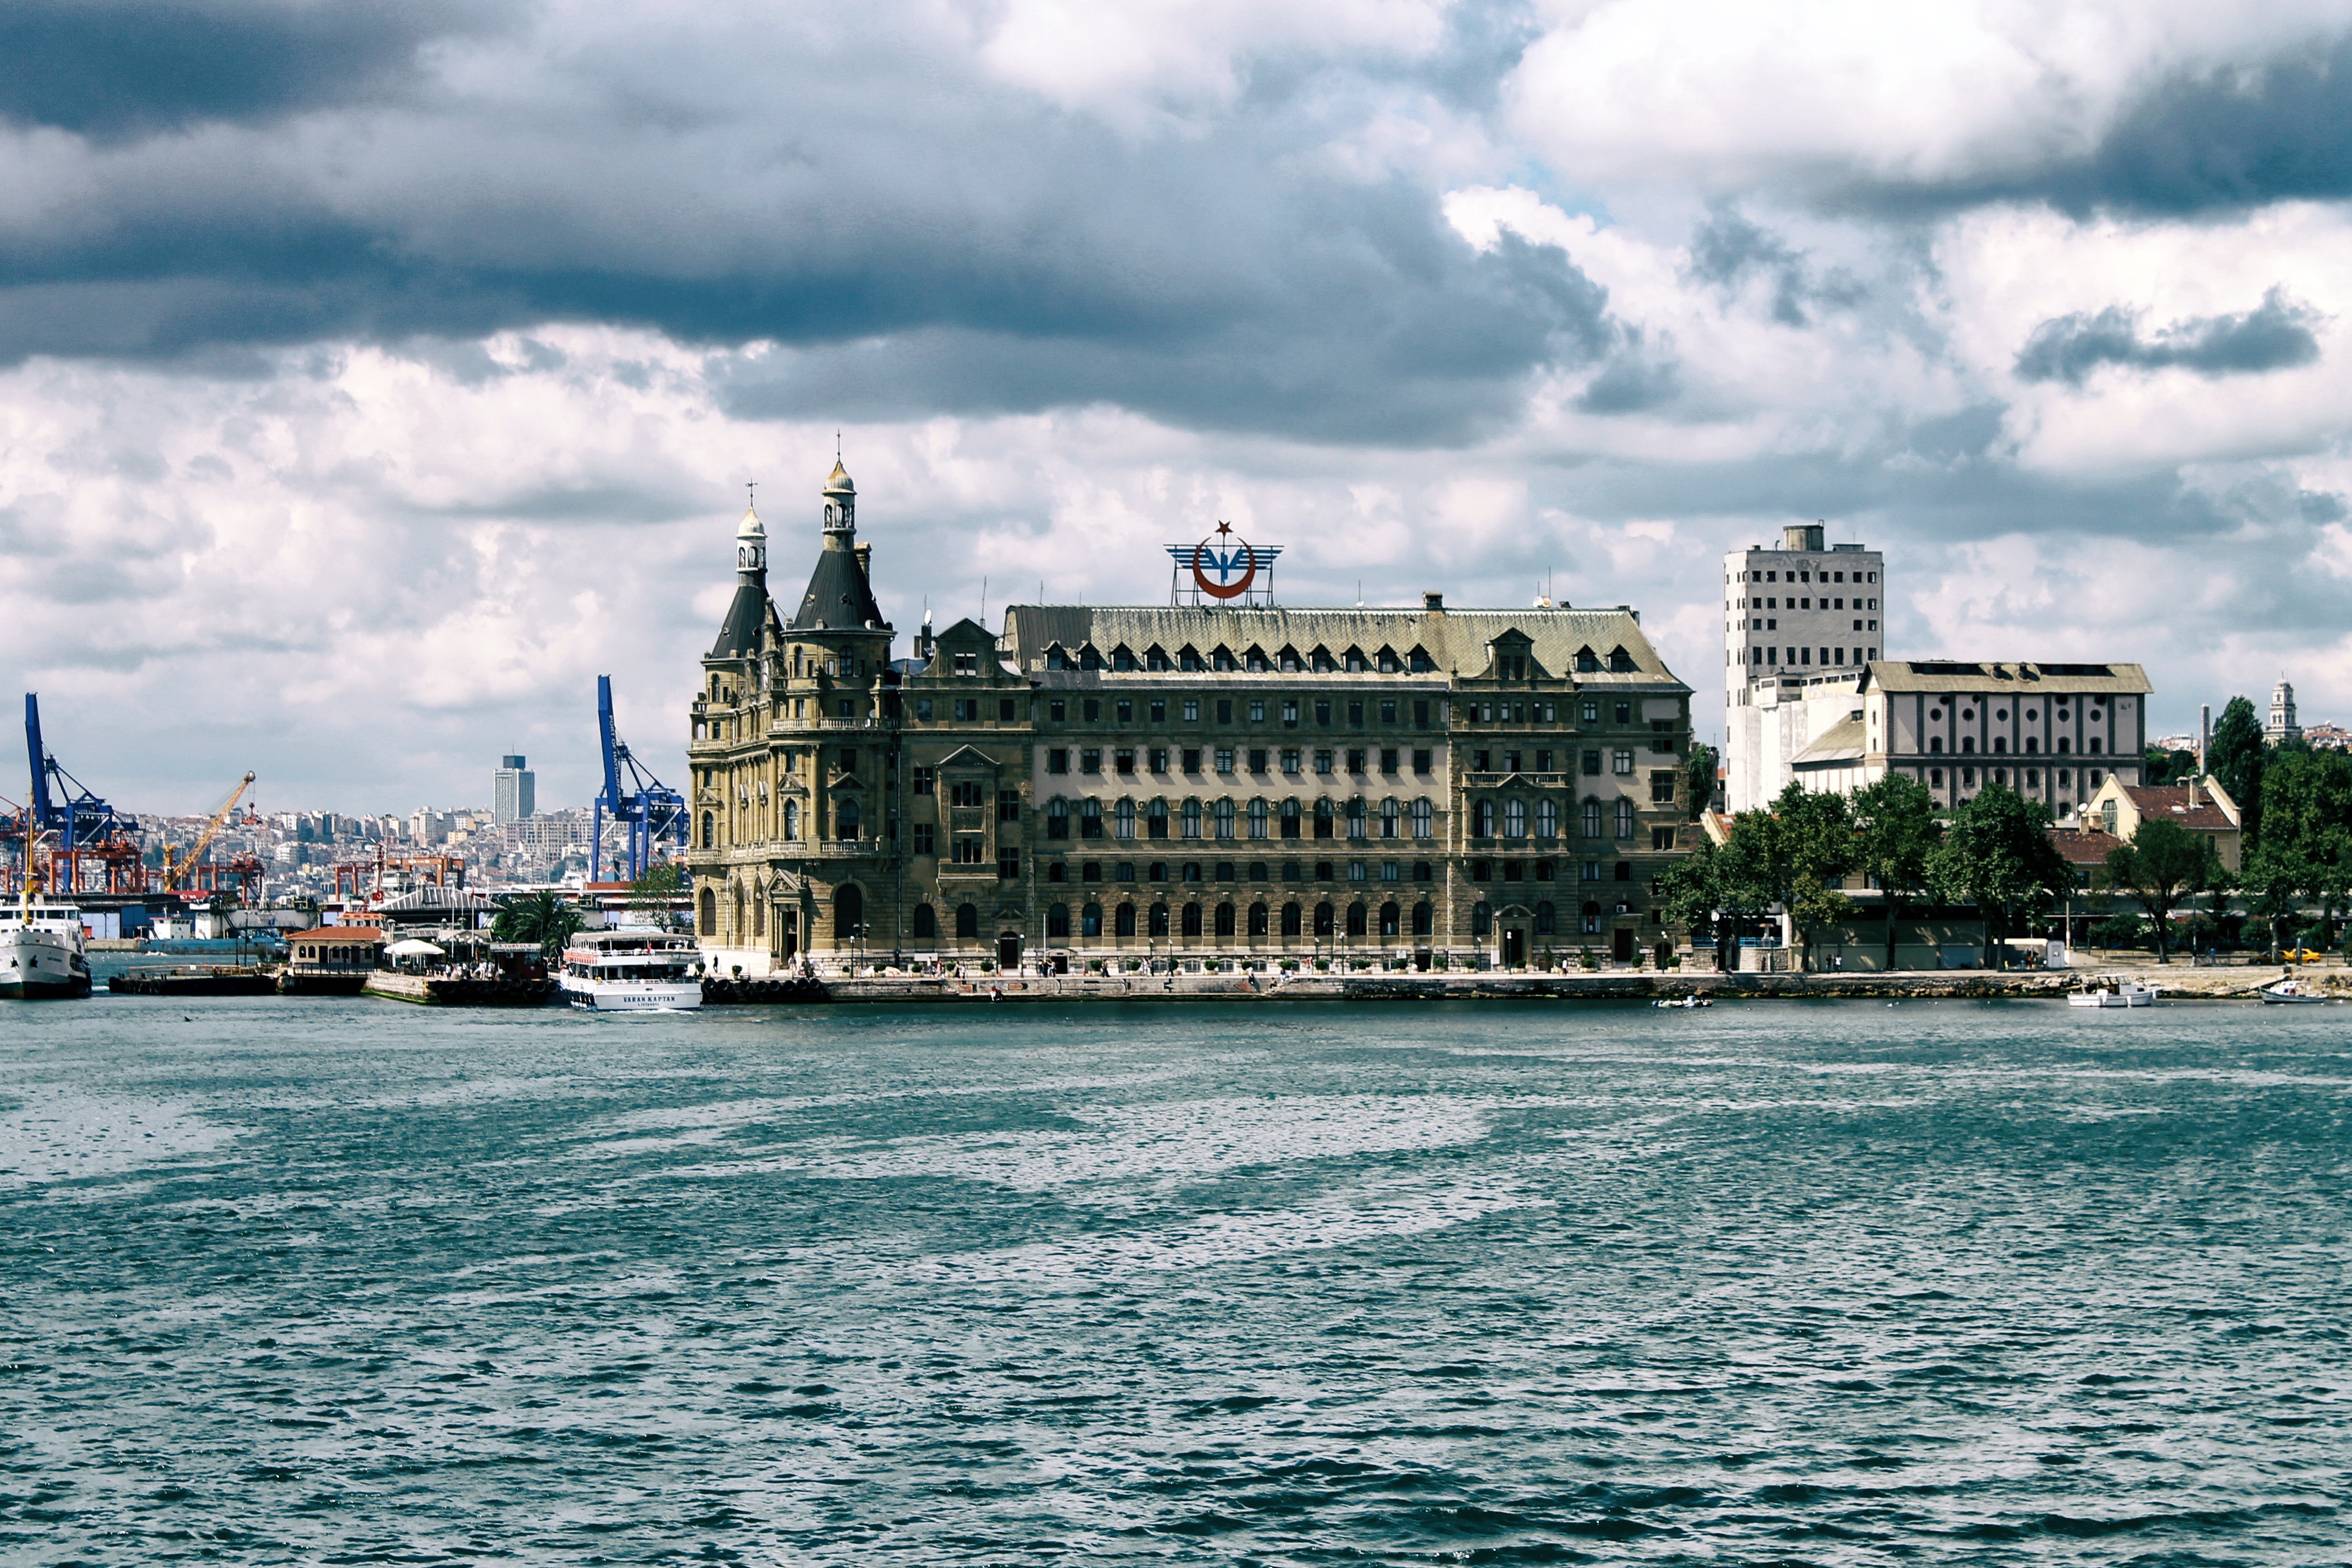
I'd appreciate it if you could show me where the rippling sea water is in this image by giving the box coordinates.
[2,995,2346,1565]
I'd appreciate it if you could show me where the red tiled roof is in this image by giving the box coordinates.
[2048,828,2125,867]
[2120,785,2236,832]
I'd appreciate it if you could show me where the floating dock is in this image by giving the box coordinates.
[361,972,559,1007]
[108,966,280,997]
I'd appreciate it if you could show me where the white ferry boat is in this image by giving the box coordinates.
[559,928,703,1011]
[1,900,94,1000]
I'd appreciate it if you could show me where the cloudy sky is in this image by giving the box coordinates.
[6,0,2351,815]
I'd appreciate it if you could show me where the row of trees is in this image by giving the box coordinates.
[1654,777,2078,970]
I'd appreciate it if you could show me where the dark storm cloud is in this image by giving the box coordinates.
[2013,288,2323,385]
[0,15,1624,448]
[0,1,489,138]
[1844,30,2352,219]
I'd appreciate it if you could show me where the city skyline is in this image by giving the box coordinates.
[6,3,2352,814]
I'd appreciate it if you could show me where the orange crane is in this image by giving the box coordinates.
[164,771,257,891]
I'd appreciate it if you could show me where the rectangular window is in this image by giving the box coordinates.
[953,836,984,864]
[1183,699,1201,722]
[1083,699,1100,721]
[1047,748,1069,774]
[1582,701,1599,724]
[1314,748,1335,775]
[1380,700,1397,724]
[1650,720,1676,754]
[1049,699,1066,722]
[1216,700,1233,723]
[1583,749,1603,776]
[1649,770,1676,804]
[1150,747,1169,772]
[1535,749,1551,772]
[1652,826,1676,851]
[914,698,933,721]
[1613,749,1634,776]
[954,698,977,721]
[1614,702,1631,723]
[1315,700,1332,726]
[1380,747,1399,774]
[1282,747,1302,774]
[1413,700,1430,727]
[913,823,935,855]
[1249,699,1266,722]
[1347,748,1366,774]
[999,790,1021,821]
[912,767,934,795]
[1249,748,1268,772]
[1413,748,1433,774]
[999,850,1021,879]
[1116,700,1133,722]
[1348,701,1365,727]
[1080,748,1102,775]
[1283,700,1300,726]
[1115,748,1135,775]
[1182,748,1202,773]
[1215,747,1235,774]
[1000,698,1017,722]
[1150,700,1167,722]
[1473,749,1490,772]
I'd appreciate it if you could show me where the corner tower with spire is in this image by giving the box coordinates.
[688,458,900,976]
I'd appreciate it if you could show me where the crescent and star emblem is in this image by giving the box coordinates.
[1189,521,1258,601]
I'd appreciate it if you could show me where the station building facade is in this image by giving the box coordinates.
[686,465,1696,974]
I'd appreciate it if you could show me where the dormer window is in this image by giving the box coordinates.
[1607,647,1637,673]
[954,652,979,676]
[1574,647,1599,673]
[1046,647,1067,671]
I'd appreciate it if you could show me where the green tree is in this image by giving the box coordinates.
[630,861,685,927]
[1654,843,1727,967]
[2206,695,2268,848]
[1929,784,2071,968]
[1683,741,1721,820]
[1773,782,1858,970]
[2239,842,2310,961]
[2101,819,2220,963]
[491,889,583,957]
[2142,746,2196,786]
[1849,772,1943,972]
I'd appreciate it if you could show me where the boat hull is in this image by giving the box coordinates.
[1,930,92,1000]
[562,981,703,1011]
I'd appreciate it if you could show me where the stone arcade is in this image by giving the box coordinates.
[686,465,1695,975]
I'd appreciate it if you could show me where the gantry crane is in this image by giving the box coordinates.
[20,693,146,896]
[164,770,257,891]
[592,675,687,881]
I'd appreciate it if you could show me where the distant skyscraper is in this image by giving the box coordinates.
[1722,523,1886,812]
[493,755,536,823]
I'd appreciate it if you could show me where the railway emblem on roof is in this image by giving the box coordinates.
[1164,522,1283,607]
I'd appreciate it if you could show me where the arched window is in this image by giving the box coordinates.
[1047,798,1071,840]
[1249,798,1269,839]
[1314,798,1335,840]
[1150,903,1171,937]
[783,798,799,841]
[1581,901,1600,934]
[1535,900,1555,935]
[1412,900,1432,936]
[1282,902,1303,936]
[1379,901,1400,937]
[2056,737,2071,754]
[912,903,938,938]
[834,883,863,937]
[1182,902,1203,937]
[1281,799,1303,839]
[1182,799,1203,839]
[1929,737,1943,753]
[1380,798,1400,839]
[956,901,979,938]
[1082,902,1103,938]
[699,886,717,934]
[1115,797,1136,839]
[838,797,861,838]
[1412,798,1433,839]
[1471,901,1491,937]
[2088,738,2103,755]
[1346,798,1366,840]
[1344,900,1367,937]
[1248,901,1268,936]
[1615,799,1635,840]
[1215,901,1235,936]
[701,812,715,849]
[1472,799,1495,837]
[1961,737,1975,754]
[1581,798,1602,839]
[1536,799,1558,839]
[1047,903,1071,939]
[1081,798,1104,839]
[1215,798,1235,840]
[1148,798,1169,839]
[1992,737,2008,754]
[2024,737,2039,754]
[1504,799,1528,839]
[1115,903,1136,937]
[1930,768,1944,788]
[731,883,744,938]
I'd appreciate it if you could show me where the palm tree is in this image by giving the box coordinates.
[492,890,583,957]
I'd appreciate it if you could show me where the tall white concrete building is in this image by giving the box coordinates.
[493,754,536,824]
[1722,524,1885,813]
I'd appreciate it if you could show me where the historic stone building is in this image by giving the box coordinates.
[687,464,1695,974]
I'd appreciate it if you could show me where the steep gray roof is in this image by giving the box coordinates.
[709,581,771,658]
[1000,603,1684,687]
[790,545,885,631]
[1791,715,1865,767]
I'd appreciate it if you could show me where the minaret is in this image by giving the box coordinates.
[791,459,886,633]
[2268,676,2300,744]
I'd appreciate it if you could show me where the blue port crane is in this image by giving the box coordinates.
[17,693,145,894]
[592,675,686,882]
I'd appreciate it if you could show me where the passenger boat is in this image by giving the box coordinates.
[559,928,703,1011]
[0,898,93,1000]
[2257,977,2329,1005]
[1651,994,1711,1009]
[2067,978,2159,1008]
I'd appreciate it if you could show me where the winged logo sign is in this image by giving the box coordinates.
[1190,523,1259,600]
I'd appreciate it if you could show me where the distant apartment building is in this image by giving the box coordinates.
[1722,523,1885,812]
[493,755,536,824]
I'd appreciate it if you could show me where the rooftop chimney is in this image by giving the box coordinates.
[1423,591,1443,611]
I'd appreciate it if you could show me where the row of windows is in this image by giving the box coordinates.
[1926,765,2104,792]
[1731,566,1878,584]
[1027,858,1643,886]
[1735,646,1876,668]
[1047,743,1437,777]
[1924,735,2103,755]
[1730,595,1878,612]
[1032,642,1641,676]
[908,897,1626,941]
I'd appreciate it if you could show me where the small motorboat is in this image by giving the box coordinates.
[2068,978,2159,1008]
[2257,977,2329,1005]
[1652,994,1711,1009]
